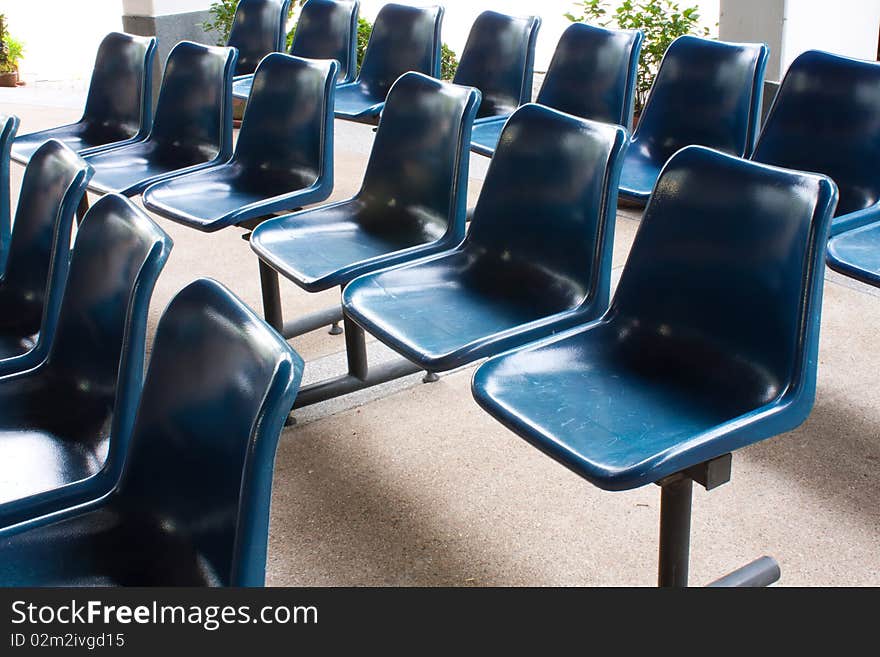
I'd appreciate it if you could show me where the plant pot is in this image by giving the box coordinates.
[0,70,18,87]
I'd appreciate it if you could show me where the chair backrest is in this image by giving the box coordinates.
[2,140,91,340]
[0,114,20,271]
[452,11,540,119]
[47,194,171,465]
[359,72,481,245]
[465,104,628,315]
[537,22,642,128]
[752,50,880,217]
[149,41,237,163]
[633,36,767,160]
[227,0,292,75]
[611,146,837,414]
[235,53,337,192]
[81,32,157,141]
[290,0,359,83]
[116,279,303,586]
[356,4,443,97]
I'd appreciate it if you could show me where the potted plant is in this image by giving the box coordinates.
[0,14,24,87]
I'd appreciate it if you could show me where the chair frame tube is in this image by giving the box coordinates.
[656,454,782,588]
[257,265,427,409]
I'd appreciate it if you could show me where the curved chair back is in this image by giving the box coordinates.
[466,104,628,316]
[290,0,359,83]
[2,141,91,344]
[116,279,303,586]
[612,146,837,417]
[752,50,880,219]
[0,115,20,271]
[634,36,767,160]
[452,11,540,119]
[356,4,444,98]
[47,194,171,466]
[81,32,157,145]
[537,22,642,128]
[360,72,481,245]
[228,0,292,75]
[235,53,337,194]
[149,41,238,165]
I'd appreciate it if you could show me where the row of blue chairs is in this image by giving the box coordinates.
[1,18,879,585]
[0,136,301,584]
[0,103,834,587]
[0,12,765,225]
[226,0,541,127]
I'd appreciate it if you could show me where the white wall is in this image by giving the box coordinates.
[22,0,863,84]
[720,0,880,80]
[1,0,123,82]
[781,0,880,73]
[4,0,722,80]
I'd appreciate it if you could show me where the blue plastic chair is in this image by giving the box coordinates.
[827,222,880,288]
[228,0,292,76]
[233,0,359,99]
[142,54,337,232]
[0,141,91,368]
[618,36,768,205]
[251,73,478,404]
[251,72,479,295]
[453,11,540,122]
[751,50,880,238]
[0,194,171,533]
[0,115,20,272]
[344,104,627,372]
[472,146,838,586]
[470,23,642,157]
[11,33,156,164]
[334,3,444,123]
[81,41,237,197]
[0,279,303,586]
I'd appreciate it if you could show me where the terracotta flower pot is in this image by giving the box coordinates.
[0,70,18,87]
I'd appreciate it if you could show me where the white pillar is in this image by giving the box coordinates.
[720,0,880,81]
[122,0,216,102]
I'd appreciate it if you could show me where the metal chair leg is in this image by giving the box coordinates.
[655,454,781,587]
[658,475,693,587]
[258,260,283,332]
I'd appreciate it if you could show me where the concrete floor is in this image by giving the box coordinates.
[4,97,879,586]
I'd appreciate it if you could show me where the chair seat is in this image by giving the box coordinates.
[233,73,349,101]
[472,322,783,491]
[0,333,36,361]
[11,124,136,164]
[142,162,320,232]
[232,74,255,100]
[334,84,385,121]
[0,429,105,508]
[618,146,662,201]
[0,370,114,510]
[0,505,220,586]
[344,251,582,371]
[84,141,219,196]
[250,202,450,292]
[469,117,507,157]
[0,284,42,359]
[826,221,880,288]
